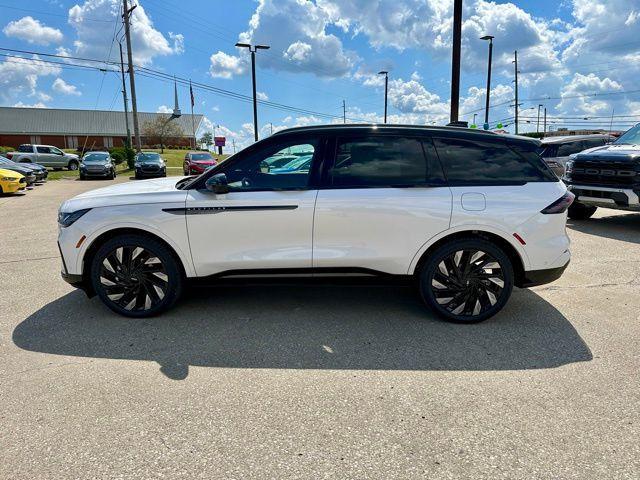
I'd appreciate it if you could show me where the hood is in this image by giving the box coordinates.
[61,176,188,212]
[1,164,33,175]
[193,159,217,165]
[0,168,24,179]
[575,143,640,161]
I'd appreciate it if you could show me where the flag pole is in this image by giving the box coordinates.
[190,80,196,149]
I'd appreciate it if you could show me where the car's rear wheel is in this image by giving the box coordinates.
[568,202,597,220]
[68,160,79,171]
[90,234,183,317]
[418,238,514,323]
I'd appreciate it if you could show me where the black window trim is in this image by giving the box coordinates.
[319,132,444,190]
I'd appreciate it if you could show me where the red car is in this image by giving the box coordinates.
[183,151,218,175]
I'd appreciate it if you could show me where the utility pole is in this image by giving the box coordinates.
[449,0,462,123]
[118,41,132,147]
[378,71,388,123]
[342,99,346,123]
[269,122,273,135]
[235,42,270,142]
[543,107,547,135]
[232,139,236,154]
[513,50,519,135]
[122,0,141,152]
[481,35,494,127]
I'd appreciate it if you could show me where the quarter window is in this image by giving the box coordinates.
[330,136,428,187]
[433,137,552,185]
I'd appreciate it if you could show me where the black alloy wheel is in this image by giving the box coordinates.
[419,238,513,323]
[91,235,182,317]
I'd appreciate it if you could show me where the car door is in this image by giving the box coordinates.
[313,134,453,275]
[35,146,57,167]
[185,134,324,277]
[49,146,67,167]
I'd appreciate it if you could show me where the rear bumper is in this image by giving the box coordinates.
[519,261,570,288]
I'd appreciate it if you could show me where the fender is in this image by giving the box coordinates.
[406,224,531,274]
[74,220,196,277]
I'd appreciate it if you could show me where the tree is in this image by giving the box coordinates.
[141,115,185,153]
[199,132,213,145]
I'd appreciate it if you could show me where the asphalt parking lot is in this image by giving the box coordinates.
[1,179,639,479]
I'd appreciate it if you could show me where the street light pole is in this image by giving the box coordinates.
[480,35,494,127]
[236,42,270,142]
[378,71,389,123]
[449,0,463,124]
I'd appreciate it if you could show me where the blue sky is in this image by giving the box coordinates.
[1,0,639,148]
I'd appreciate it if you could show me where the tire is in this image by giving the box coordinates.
[568,202,597,220]
[79,173,86,180]
[111,170,116,179]
[418,238,514,323]
[90,234,183,318]
[68,160,79,171]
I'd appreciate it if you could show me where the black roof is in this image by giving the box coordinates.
[272,123,540,147]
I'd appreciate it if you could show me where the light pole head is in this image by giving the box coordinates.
[480,35,494,43]
[255,45,270,50]
[235,42,251,49]
[378,70,388,76]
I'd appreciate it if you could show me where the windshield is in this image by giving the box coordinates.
[138,153,162,162]
[83,153,109,163]
[191,153,213,160]
[615,124,640,145]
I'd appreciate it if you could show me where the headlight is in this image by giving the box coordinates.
[58,208,91,228]
[565,160,574,174]
[2,176,18,181]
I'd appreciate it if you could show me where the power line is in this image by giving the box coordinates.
[0,3,112,23]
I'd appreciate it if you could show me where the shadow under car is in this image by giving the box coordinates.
[13,284,591,380]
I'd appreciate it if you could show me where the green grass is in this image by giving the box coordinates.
[47,149,231,180]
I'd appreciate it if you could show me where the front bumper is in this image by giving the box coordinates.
[135,167,166,178]
[566,184,640,210]
[81,168,113,177]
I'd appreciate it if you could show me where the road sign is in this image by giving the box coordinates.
[214,136,226,147]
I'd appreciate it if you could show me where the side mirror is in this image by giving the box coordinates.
[259,161,270,173]
[205,173,229,194]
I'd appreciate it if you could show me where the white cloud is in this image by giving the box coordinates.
[556,73,623,115]
[67,0,183,65]
[256,91,269,101]
[13,101,48,108]
[209,0,357,79]
[3,16,63,45]
[157,105,172,113]
[209,51,246,79]
[52,78,81,96]
[0,55,61,104]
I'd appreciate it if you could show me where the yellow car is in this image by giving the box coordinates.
[0,168,26,194]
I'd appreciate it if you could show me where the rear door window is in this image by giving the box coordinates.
[329,136,430,188]
[36,146,51,154]
[18,145,32,153]
[432,137,554,186]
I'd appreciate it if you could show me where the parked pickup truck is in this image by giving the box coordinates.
[6,144,80,170]
[563,123,640,219]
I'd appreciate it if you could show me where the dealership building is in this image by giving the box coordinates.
[0,107,203,149]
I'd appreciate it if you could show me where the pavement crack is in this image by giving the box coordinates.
[0,255,59,265]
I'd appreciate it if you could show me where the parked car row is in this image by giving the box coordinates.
[5,144,80,170]
[0,154,49,194]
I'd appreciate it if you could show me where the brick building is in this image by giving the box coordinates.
[0,107,203,149]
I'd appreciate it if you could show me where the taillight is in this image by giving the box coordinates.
[541,191,575,214]
[6,153,13,159]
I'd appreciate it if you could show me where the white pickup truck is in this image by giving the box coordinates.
[6,144,80,170]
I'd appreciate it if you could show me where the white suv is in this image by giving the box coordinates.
[58,125,572,323]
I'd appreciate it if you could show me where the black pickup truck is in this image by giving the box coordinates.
[563,124,640,219]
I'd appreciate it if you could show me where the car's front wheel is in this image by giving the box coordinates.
[90,234,183,317]
[568,202,597,220]
[418,238,514,323]
[68,160,79,171]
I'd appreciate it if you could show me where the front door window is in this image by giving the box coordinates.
[223,141,316,191]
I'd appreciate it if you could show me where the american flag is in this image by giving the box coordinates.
[189,80,195,108]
